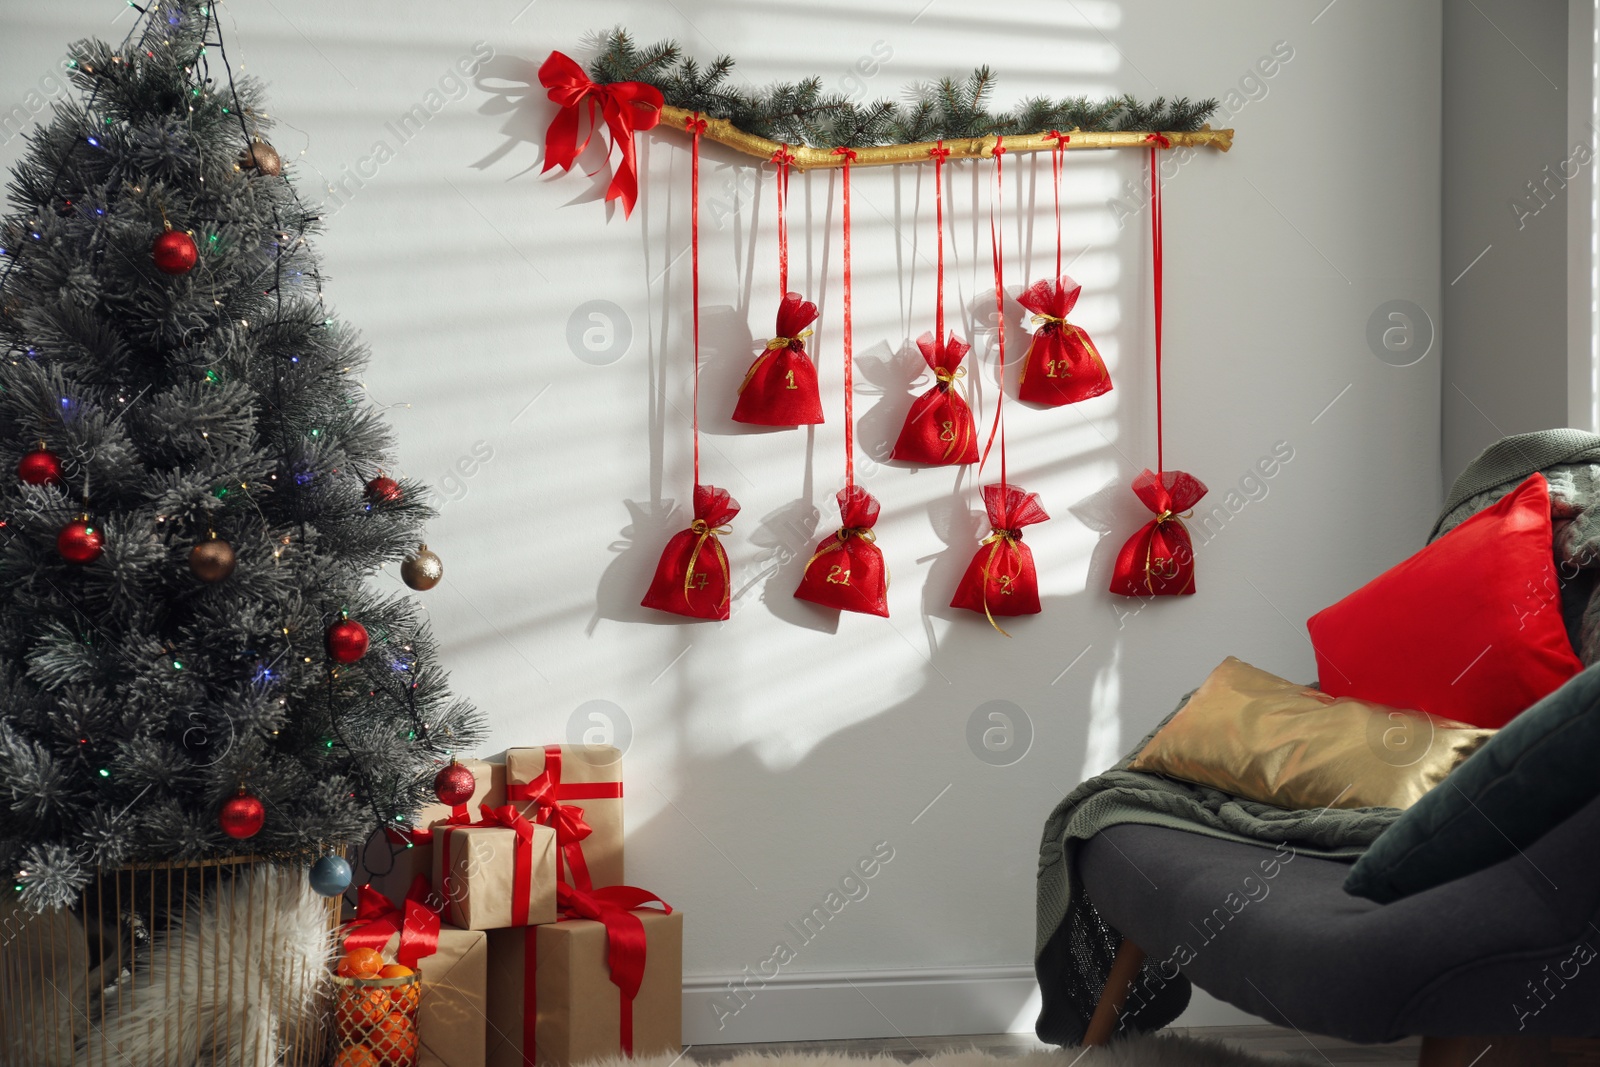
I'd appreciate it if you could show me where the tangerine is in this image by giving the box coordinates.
[371,1013,418,1066]
[339,947,385,979]
[333,1045,380,1067]
[335,988,389,1035]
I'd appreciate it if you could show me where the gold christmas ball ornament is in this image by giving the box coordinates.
[239,140,282,177]
[401,544,443,591]
[190,538,237,583]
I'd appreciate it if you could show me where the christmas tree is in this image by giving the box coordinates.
[0,1,482,910]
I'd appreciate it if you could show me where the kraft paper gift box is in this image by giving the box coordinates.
[485,905,682,1067]
[353,758,506,910]
[431,812,558,930]
[506,745,624,889]
[343,884,489,1067]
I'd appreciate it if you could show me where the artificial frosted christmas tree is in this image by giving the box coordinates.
[0,2,482,912]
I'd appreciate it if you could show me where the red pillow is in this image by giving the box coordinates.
[1306,473,1581,729]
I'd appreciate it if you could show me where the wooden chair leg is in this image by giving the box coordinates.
[1083,938,1146,1047]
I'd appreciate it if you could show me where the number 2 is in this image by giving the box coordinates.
[997,574,1015,595]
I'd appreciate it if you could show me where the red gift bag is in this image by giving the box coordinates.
[1109,469,1207,597]
[733,292,825,426]
[794,486,888,617]
[641,484,741,620]
[1016,277,1111,407]
[890,332,978,465]
[951,484,1048,623]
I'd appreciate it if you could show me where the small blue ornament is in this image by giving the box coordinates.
[308,855,352,898]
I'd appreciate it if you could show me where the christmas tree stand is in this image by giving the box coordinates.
[0,856,340,1067]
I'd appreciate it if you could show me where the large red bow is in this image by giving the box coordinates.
[555,881,671,1053]
[508,744,622,889]
[343,875,442,969]
[538,50,664,217]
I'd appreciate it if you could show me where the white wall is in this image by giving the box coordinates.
[0,0,1442,1042]
[1441,0,1571,487]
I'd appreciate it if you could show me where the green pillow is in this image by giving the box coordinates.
[1344,659,1600,903]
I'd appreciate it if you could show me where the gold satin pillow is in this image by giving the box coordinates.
[1131,657,1495,811]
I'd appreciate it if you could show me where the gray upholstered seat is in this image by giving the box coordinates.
[1078,792,1600,1043]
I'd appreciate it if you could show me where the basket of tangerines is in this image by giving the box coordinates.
[331,945,420,1067]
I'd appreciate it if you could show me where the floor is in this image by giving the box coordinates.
[690,1027,1424,1064]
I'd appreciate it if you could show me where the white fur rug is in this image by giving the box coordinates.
[592,1037,1310,1067]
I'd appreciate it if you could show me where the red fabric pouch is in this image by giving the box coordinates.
[733,292,824,426]
[641,484,740,620]
[1016,277,1112,407]
[1109,469,1207,597]
[1307,473,1582,728]
[890,332,978,465]
[794,486,888,617]
[951,485,1048,620]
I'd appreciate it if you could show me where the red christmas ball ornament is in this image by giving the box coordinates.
[326,618,369,663]
[433,760,477,807]
[17,448,63,486]
[365,475,402,504]
[57,518,104,564]
[219,790,266,839]
[151,228,198,275]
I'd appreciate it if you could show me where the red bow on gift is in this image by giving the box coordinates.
[508,744,623,889]
[538,50,664,217]
[343,875,441,969]
[556,882,672,1053]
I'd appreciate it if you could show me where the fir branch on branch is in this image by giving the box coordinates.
[585,29,1220,149]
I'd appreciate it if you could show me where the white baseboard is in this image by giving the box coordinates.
[683,965,1261,1045]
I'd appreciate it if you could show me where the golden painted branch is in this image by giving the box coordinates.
[656,104,1233,169]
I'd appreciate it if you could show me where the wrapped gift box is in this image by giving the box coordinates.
[506,745,624,889]
[485,908,682,1067]
[432,816,558,930]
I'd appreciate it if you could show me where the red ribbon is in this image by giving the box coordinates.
[1146,135,1166,470]
[833,147,858,487]
[981,136,1008,485]
[520,883,673,1063]
[343,875,442,970]
[1045,131,1069,280]
[930,141,950,350]
[538,51,664,218]
[772,145,795,295]
[507,745,624,890]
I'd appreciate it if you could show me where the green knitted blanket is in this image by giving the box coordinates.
[1033,429,1600,1045]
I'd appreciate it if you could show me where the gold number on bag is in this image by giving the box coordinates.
[692,572,710,589]
[939,420,956,442]
[785,369,798,390]
[1150,557,1179,580]
[1045,359,1072,379]
[826,565,851,585]
[998,574,1015,595]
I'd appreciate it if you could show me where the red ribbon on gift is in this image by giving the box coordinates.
[385,801,473,846]
[507,745,624,890]
[538,50,664,217]
[522,883,673,1062]
[343,875,442,969]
